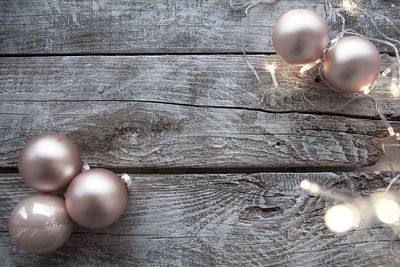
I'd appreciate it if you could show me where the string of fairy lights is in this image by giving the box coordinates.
[230,0,400,255]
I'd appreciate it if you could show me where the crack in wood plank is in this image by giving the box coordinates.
[2,98,399,122]
[1,55,398,119]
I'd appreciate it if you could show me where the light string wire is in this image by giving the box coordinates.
[229,0,280,87]
[324,1,400,205]
[390,227,400,257]
[229,0,262,83]
[383,142,400,191]
[230,0,400,255]
[310,0,400,256]
[230,0,400,166]
[307,1,400,134]
[230,0,400,137]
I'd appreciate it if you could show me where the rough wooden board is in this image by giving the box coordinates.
[1,98,396,169]
[360,136,400,172]
[1,0,399,54]
[1,172,399,266]
[0,55,399,118]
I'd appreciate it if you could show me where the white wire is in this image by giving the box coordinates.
[309,2,400,137]
[229,0,262,83]
[390,228,400,257]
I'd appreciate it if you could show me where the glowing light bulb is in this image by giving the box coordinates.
[391,81,399,97]
[300,180,311,190]
[266,64,275,72]
[391,65,399,96]
[381,65,394,77]
[374,197,400,224]
[265,63,279,88]
[388,127,395,136]
[300,179,320,195]
[342,0,356,10]
[324,204,358,233]
[300,65,311,73]
[299,59,321,75]
[392,80,399,89]
[361,86,371,95]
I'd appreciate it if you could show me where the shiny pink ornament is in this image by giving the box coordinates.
[9,194,73,254]
[322,36,381,93]
[273,9,330,65]
[65,168,128,229]
[18,134,82,192]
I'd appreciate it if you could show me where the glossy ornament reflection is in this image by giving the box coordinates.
[65,168,128,229]
[18,134,82,192]
[273,9,330,65]
[322,36,381,93]
[9,194,73,254]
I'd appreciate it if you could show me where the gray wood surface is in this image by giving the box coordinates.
[1,0,400,266]
[1,172,399,266]
[0,55,398,169]
[0,55,399,118]
[1,0,399,54]
[1,99,390,169]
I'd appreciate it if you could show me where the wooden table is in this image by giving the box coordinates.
[1,0,400,266]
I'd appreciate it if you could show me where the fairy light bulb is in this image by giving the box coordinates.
[376,199,400,224]
[388,127,396,136]
[266,64,275,72]
[381,64,395,77]
[265,63,279,88]
[342,0,357,10]
[299,58,321,75]
[391,65,399,97]
[300,179,311,190]
[361,86,371,95]
[391,75,398,89]
[324,204,359,233]
[391,78,399,94]
[300,179,321,195]
[392,86,399,97]
[372,193,400,224]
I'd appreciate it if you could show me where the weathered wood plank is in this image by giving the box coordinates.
[0,55,398,118]
[0,54,397,169]
[0,98,394,169]
[1,172,399,266]
[1,0,399,54]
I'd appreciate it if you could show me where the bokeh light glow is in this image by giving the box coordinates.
[324,204,358,233]
[374,197,400,224]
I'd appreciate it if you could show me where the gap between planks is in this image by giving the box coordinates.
[0,51,279,57]
[0,166,365,175]
[0,51,397,57]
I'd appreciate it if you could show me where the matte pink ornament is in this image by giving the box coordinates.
[9,194,73,254]
[65,168,128,229]
[322,36,382,93]
[273,9,330,65]
[18,134,82,192]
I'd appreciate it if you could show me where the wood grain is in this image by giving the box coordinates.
[1,55,399,118]
[0,54,397,169]
[1,98,395,169]
[1,172,399,266]
[1,0,399,54]
[1,1,399,265]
